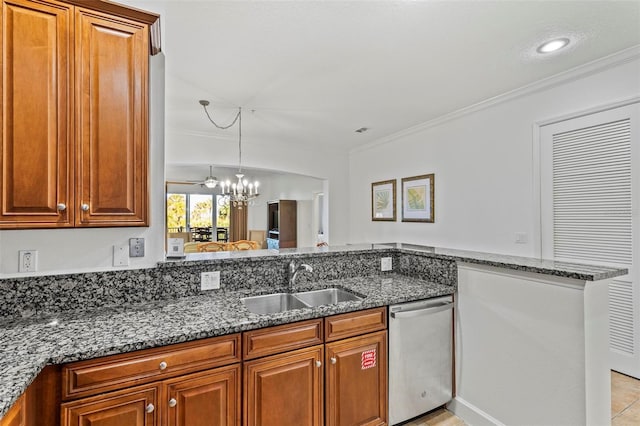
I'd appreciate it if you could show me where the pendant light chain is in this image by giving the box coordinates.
[198,100,259,208]
[238,107,242,174]
[200,100,240,130]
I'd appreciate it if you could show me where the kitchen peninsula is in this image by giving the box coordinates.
[0,244,626,425]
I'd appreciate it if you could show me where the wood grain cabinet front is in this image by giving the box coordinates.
[61,385,158,426]
[62,334,241,401]
[0,0,157,229]
[325,330,388,426]
[0,394,24,426]
[243,345,324,426]
[242,308,388,426]
[0,0,73,228]
[242,318,323,360]
[162,365,241,426]
[74,7,148,226]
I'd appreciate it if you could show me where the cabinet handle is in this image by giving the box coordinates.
[315,360,322,368]
[330,357,337,364]
[57,203,66,211]
[80,203,90,212]
[168,398,177,408]
[159,361,168,370]
[146,403,155,413]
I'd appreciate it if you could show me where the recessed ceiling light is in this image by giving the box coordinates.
[537,38,570,54]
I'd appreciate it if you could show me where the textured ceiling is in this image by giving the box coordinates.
[120,0,640,179]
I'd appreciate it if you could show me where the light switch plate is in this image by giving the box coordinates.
[113,245,129,267]
[129,238,145,257]
[381,257,392,271]
[515,232,528,244]
[201,271,221,290]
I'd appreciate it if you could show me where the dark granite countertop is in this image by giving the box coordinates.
[162,243,628,281]
[380,243,627,281]
[0,274,452,418]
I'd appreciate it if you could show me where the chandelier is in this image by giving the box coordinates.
[199,100,260,208]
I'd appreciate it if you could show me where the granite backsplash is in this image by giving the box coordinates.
[0,249,456,319]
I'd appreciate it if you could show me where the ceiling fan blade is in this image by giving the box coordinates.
[166,180,204,185]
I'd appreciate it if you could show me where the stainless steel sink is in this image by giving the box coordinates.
[241,292,309,315]
[242,288,364,314]
[294,288,363,307]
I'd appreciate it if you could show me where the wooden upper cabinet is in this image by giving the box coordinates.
[0,0,155,229]
[0,0,73,228]
[74,7,148,226]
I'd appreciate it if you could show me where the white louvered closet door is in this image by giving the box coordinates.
[541,102,639,378]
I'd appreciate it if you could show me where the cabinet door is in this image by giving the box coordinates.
[325,331,387,426]
[61,386,157,426]
[0,0,72,228]
[75,7,148,226]
[244,345,323,426]
[0,394,24,426]
[163,364,240,426]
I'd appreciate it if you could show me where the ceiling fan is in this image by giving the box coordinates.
[166,165,219,188]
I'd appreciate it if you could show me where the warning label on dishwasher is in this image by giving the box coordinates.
[361,349,376,369]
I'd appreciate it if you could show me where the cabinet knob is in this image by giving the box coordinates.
[315,360,322,368]
[330,357,337,364]
[159,361,168,370]
[168,398,177,408]
[145,403,155,413]
[81,203,90,212]
[57,203,66,211]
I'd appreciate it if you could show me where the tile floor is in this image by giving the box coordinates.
[403,370,640,426]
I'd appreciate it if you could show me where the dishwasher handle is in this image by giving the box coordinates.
[390,301,453,319]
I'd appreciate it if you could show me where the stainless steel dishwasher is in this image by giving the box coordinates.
[388,295,453,425]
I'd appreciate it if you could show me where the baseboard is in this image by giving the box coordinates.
[447,396,505,426]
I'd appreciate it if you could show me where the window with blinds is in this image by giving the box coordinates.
[551,118,634,355]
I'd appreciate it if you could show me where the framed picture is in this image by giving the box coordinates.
[401,174,434,223]
[371,179,396,221]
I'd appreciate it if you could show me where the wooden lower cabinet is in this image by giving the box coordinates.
[243,345,324,426]
[0,394,24,426]
[60,365,241,426]
[61,385,157,426]
[163,365,240,426]
[325,331,388,426]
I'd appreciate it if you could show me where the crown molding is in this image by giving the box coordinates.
[350,44,640,155]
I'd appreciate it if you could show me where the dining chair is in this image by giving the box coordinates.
[228,240,260,251]
[197,242,229,252]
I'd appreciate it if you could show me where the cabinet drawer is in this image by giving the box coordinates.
[325,307,387,342]
[62,334,240,400]
[243,319,323,360]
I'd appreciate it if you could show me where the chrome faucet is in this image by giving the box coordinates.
[289,260,313,289]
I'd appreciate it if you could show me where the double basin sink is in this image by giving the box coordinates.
[242,288,363,315]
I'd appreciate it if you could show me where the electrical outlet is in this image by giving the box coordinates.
[381,257,392,272]
[201,271,221,290]
[129,238,145,257]
[113,245,129,267]
[515,232,528,244]
[19,250,37,272]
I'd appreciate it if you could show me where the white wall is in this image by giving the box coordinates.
[348,52,640,256]
[0,54,166,277]
[167,129,349,247]
[246,173,324,238]
[451,263,610,425]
